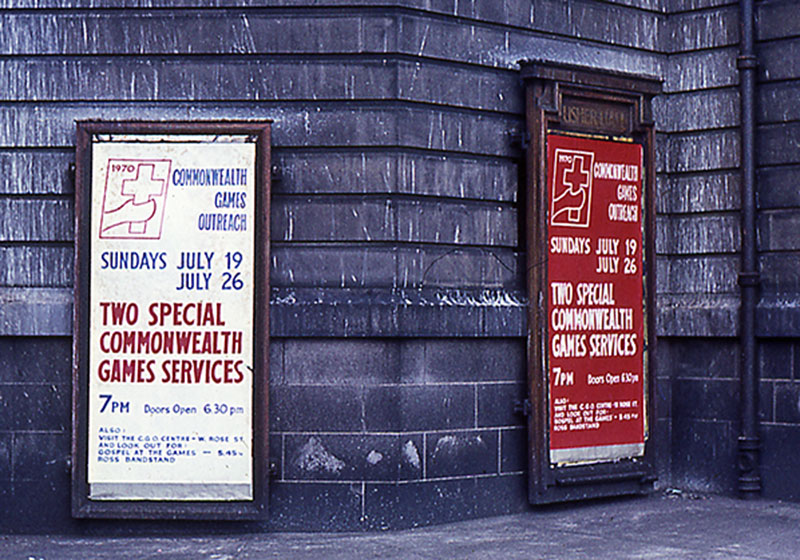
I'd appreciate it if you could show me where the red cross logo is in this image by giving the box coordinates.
[99,159,172,239]
[551,150,594,228]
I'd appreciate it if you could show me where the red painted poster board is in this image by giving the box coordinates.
[546,134,646,464]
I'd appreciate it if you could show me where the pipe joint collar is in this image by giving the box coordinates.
[738,436,760,452]
[738,271,761,287]
[737,55,758,70]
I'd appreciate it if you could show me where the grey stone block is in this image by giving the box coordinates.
[270,385,363,432]
[268,481,363,531]
[397,61,522,113]
[757,296,800,337]
[756,0,800,42]
[425,429,498,478]
[656,255,738,294]
[671,417,736,493]
[760,380,774,423]
[0,150,74,195]
[0,58,398,102]
[270,246,396,289]
[759,210,800,252]
[665,5,737,53]
[396,246,522,289]
[0,336,71,383]
[758,166,800,210]
[271,196,396,243]
[0,384,69,431]
[12,432,70,481]
[0,11,395,56]
[395,153,518,201]
[664,129,739,173]
[273,150,519,201]
[654,88,739,132]
[759,340,793,381]
[0,434,10,481]
[0,198,73,242]
[759,38,800,83]
[500,427,526,473]
[395,199,518,247]
[477,383,527,428]
[663,47,738,93]
[656,213,740,255]
[283,339,400,385]
[758,122,800,167]
[673,378,739,420]
[759,82,800,124]
[414,338,525,384]
[656,294,739,336]
[761,424,800,501]
[283,433,423,482]
[656,171,740,214]
[365,384,474,432]
[761,253,800,293]
[0,246,72,287]
[0,288,73,336]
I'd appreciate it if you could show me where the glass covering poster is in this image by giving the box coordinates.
[546,134,646,464]
[87,135,255,501]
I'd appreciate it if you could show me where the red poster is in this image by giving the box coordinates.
[546,134,645,464]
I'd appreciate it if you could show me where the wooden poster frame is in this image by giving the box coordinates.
[71,121,271,519]
[520,62,662,504]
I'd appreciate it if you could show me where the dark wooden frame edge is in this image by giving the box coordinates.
[71,120,271,520]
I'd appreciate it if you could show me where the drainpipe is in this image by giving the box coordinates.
[737,0,761,498]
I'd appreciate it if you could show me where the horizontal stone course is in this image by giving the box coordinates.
[656,212,740,255]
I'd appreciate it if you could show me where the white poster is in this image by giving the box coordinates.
[87,136,256,501]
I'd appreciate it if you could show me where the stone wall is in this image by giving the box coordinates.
[7,0,795,531]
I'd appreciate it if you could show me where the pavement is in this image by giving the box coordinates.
[2,491,800,559]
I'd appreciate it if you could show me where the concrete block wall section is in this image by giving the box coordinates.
[0,338,73,530]
[755,0,800,333]
[655,1,741,342]
[267,337,527,529]
[654,0,800,497]
[758,338,800,501]
[653,0,740,494]
[757,0,798,488]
